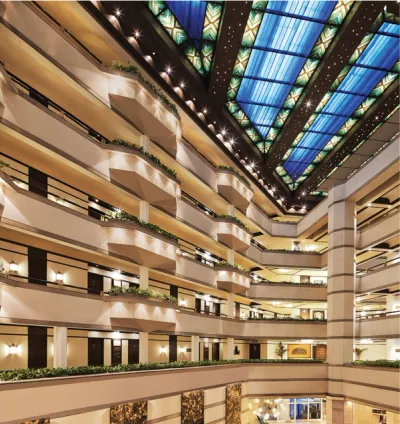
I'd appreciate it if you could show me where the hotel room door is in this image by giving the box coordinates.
[250,343,261,360]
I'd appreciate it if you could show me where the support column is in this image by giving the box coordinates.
[139,200,149,223]
[53,326,67,368]
[139,135,150,152]
[227,293,235,319]
[191,335,200,362]
[228,204,235,216]
[387,338,400,360]
[139,332,148,363]
[139,266,149,289]
[325,397,353,424]
[226,337,234,360]
[227,249,235,264]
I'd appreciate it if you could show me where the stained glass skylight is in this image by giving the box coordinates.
[226,0,354,153]
[148,1,223,77]
[277,10,400,191]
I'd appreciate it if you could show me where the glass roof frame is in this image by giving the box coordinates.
[226,0,354,154]
[148,1,224,77]
[277,10,400,191]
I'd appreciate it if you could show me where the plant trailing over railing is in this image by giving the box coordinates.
[0,268,9,278]
[218,215,250,232]
[109,210,178,242]
[265,248,319,254]
[216,165,251,188]
[0,359,325,381]
[215,261,251,277]
[106,139,177,178]
[350,360,400,368]
[110,62,180,118]
[247,316,327,322]
[252,280,327,286]
[0,160,10,170]
[109,286,177,303]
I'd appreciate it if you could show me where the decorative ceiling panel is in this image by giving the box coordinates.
[148,1,223,77]
[226,0,354,154]
[277,10,400,191]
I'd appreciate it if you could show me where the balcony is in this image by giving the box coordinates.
[248,282,327,302]
[107,145,180,214]
[216,266,251,294]
[247,246,322,268]
[216,170,253,212]
[356,261,400,293]
[108,71,180,156]
[356,312,400,339]
[216,218,251,252]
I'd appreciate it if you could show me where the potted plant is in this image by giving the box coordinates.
[275,342,287,360]
[354,347,368,360]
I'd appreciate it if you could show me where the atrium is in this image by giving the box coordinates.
[0,1,398,423]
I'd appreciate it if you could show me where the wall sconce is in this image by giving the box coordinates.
[160,346,167,354]
[9,261,18,274]
[179,347,186,353]
[8,344,18,355]
[56,272,64,283]
[179,299,187,307]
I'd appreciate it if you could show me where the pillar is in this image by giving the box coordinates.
[226,337,234,360]
[387,412,400,424]
[139,332,148,363]
[191,335,200,362]
[227,293,235,319]
[327,186,356,366]
[227,249,235,264]
[53,326,67,368]
[228,204,235,216]
[387,338,400,360]
[325,398,353,424]
[139,135,150,152]
[139,200,149,223]
[139,266,149,289]
[386,294,400,312]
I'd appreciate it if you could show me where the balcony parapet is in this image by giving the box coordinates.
[249,282,327,301]
[216,170,253,212]
[215,218,252,252]
[215,265,251,294]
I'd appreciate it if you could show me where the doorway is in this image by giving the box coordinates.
[249,343,261,360]
[28,326,47,368]
[212,343,220,361]
[88,338,104,366]
[88,272,104,295]
[128,339,139,363]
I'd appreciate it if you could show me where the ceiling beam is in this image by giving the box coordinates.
[264,2,385,172]
[297,84,399,195]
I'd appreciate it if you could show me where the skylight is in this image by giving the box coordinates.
[277,11,400,190]
[148,1,223,77]
[226,0,354,153]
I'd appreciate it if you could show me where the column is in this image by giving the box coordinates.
[139,332,148,363]
[226,293,235,319]
[139,266,149,290]
[387,338,400,360]
[226,337,234,360]
[227,249,235,264]
[228,204,235,216]
[191,335,200,362]
[139,135,150,152]
[139,200,149,222]
[53,326,67,368]
[325,398,353,424]
[327,186,356,365]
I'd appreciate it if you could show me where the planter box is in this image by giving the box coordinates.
[216,267,250,294]
[216,219,251,252]
[216,171,253,212]
[104,220,178,270]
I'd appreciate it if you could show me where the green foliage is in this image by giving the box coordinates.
[275,342,287,360]
[0,268,9,277]
[350,360,400,368]
[253,280,327,286]
[0,160,10,170]
[216,165,251,188]
[247,316,327,322]
[110,286,177,303]
[214,261,251,276]
[109,210,178,242]
[106,139,177,178]
[0,359,325,381]
[354,347,368,360]
[218,215,250,232]
[110,62,180,118]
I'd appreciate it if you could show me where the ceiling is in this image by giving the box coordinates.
[81,1,399,212]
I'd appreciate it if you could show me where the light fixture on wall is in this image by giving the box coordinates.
[179,347,186,353]
[160,346,167,354]
[9,261,18,274]
[179,299,187,307]
[56,272,64,283]
[8,344,18,355]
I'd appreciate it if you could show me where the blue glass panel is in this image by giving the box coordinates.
[266,1,335,21]
[237,79,292,107]
[240,103,280,126]
[255,125,270,138]
[337,66,386,95]
[166,1,207,47]
[357,34,400,70]
[295,132,332,150]
[309,113,347,135]
[284,158,314,179]
[378,22,400,37]
[245,50,306,83]
[254,13,324,55]
[322,93,364,116]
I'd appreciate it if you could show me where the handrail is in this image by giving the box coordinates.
[357,310,400,320]
[361,257,400,274]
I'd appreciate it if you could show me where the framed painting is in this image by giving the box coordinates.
[288,344,311,359]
